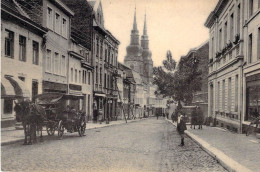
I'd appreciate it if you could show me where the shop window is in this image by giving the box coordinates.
[4,29,14,58]
[4,99,13,114]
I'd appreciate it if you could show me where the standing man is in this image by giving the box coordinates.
[177,114,187,146]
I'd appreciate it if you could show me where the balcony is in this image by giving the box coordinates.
[209,40,242,76]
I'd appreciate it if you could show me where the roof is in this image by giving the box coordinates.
[87,0,100,12]
[204,0,228,28]
[1,0,47,35]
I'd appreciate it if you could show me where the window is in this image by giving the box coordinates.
[230,13,234,42]
[75,69,77,83]
[100,68,102,85]
[4,99,13,114]
[19,35,26,62]
[258,28,260,60]
[4,29,14,58]
[82,70,85,84]
[88,72,91,85]
[96,66,98,84]
[54,52,59,74]
[237,4,240,35]
[105,49,107,62]
[62,18,67,38]
[112,54,114,66]
[224,22,227,45]
[249,0,254,16]
[235,75,238,112]
[32,41,39,65]
[228,77,231,112]
[79,70,81,84]
[248,34,253,63]
[104,73,107,88]
[217,82,220,110]
[55,13,61,34]
[61,55,66,75]
[71,68,73,82]
[46,50,52,72]
[219,29,222,50]
[212,37,214,58]
[47,7,53,30]
[108,48,111,64]
[222,80,225,111]
[96,38,99,57]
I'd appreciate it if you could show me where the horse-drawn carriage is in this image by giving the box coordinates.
[35,93,87,139]
[14,93,86,144]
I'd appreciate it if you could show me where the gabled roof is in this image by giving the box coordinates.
[1,0,47,35]
[87,0,101,12]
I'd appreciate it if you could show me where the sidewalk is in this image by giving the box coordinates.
[167,119,260,172]
[1,118,144,146]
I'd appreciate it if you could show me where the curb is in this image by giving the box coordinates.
[166,119,252,172]
[1,118,147,146]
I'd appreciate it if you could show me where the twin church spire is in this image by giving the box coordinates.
[131,7,149,49]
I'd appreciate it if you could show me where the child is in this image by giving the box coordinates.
[177,114,187,146]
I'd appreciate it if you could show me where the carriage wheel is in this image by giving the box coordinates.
[58,120,64,139]
[78,120,86,137]
[46,125,55,136]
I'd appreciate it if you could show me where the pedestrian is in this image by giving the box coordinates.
[177,114,187,146]
[156,113,159,120]
[197,106,204,129]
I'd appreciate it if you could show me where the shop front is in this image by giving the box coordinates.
[245,73,260,121]
[93,92,105,123]
[1,75,31,127]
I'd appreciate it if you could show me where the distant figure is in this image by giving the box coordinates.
[156,113,159,120]
[190,107,198,129]
[177,114,187,146]
[197,106,204,129]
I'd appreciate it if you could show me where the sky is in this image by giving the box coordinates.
[102,0,218,67]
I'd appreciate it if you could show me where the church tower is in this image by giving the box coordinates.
[124,7,144,75]
[141,13,153,84]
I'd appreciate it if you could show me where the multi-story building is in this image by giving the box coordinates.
[103,30,120,122]
[205,0,260,132]
[62,0,120,122]
[183,42,209,118]
[1,0,47,127]
[16,0,75,94]
[69,27,93,119]
[242,0,260,131]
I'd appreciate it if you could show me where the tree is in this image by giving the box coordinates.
[153,50,202,105]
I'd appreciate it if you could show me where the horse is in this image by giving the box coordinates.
[14,101,47,145]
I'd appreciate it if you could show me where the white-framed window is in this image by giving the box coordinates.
[71,68,73,82]
[79,70,81,84]
[54,52,59,74]
[46,49,52,72]
[19,35,26,62]
[32,41,39,65]
[4,29,14,58]
[55,12,61,34]
[75,69,77,83]
[62,18,67,38]
[61,55,66,76]
[88,71,91,85]
[47,7,53,30]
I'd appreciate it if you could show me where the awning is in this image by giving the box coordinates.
[95,93,106,97]
[1,76,16,98]
[5,76,30,98]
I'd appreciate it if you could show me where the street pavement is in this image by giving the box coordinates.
[1,117,226,172]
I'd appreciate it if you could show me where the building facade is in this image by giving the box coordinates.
[206,0,260,133]
[1,0,47,127]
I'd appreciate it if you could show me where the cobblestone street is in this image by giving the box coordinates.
[1,118,226,172]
